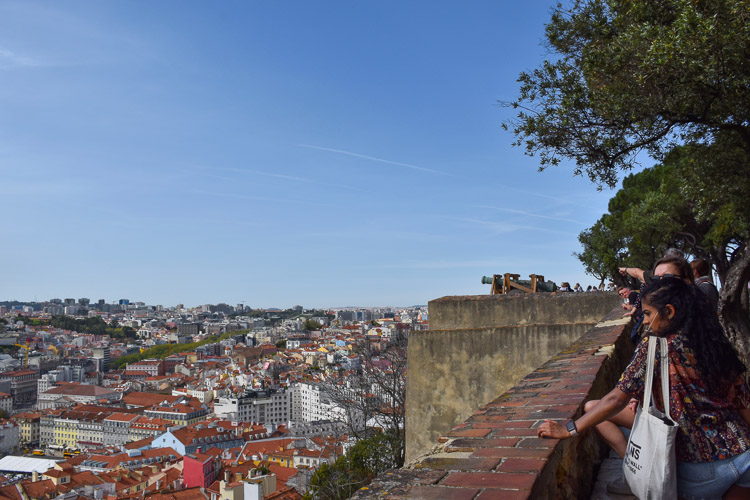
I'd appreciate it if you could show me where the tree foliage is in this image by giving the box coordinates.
[575,153,706,284]
[303,319,323,331]
[303,431,402,500]
[45,315,138,340]
[110,330,247,369]
[503,0,750,188]
[505,0,750,356]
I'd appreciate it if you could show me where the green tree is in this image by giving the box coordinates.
[575,155,706,285]
[122,326,137,339]
[303,319,323,331]
[109,329,250,369]
[575,217,625,287]
[504,0,750,354]
[303,431,402,500]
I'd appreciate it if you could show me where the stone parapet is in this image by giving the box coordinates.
[406,292,621,462]
[405,322,598,462]
[429,292,620,330]
[355,309,634,499]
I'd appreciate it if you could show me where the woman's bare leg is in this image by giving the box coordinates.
[584,399,636,458]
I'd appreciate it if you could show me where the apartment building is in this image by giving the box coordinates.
[144,396,208,426]
[39,411,59,446]
[171,387,214,403]
[213,389,289,425]
[53,411,80,449]
[288,382,364,430]
[0,370,39,407]
[124,359,165,380]
[129,416,171,442]
[76,412,107,450]
[13,412,40,447]
[103,413,140,447]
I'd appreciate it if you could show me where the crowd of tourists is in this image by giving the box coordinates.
[538,250,750,499]
[558,282,616,293]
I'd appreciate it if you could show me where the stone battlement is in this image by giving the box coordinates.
[355,307,633,499]
[406,292,621,462]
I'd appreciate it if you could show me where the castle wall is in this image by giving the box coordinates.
[406,292,620,462]
[358,310,633,499]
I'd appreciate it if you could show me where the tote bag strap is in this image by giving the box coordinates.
[642,336,658,414]
[658,336,672,420]
[643,336,672,420]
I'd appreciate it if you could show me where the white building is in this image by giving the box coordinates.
[289,382,360,428]
[37,383,121,410]
[213,389,290,425]
[172,387,214,403]
[37,365,90,394]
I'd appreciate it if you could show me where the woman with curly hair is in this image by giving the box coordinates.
[538,278,750,499]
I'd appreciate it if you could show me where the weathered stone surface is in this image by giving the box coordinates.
[419,456,501,471]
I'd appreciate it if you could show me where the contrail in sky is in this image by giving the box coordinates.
[299,144,454,176]
[476,205,586,225]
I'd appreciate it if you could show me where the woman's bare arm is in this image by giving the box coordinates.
[538,387,632,439]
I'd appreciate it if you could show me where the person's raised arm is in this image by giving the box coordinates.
[619,267,645,283]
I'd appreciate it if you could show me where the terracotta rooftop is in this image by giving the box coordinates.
[44,384,117,397]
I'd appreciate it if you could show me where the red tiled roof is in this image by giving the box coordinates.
[0,370,37,377]
[44,383,117,397]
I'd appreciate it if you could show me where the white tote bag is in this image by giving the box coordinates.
[623,336,678,499]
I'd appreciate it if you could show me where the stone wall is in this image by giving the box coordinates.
[429,292,621,330]
[406,292,620,462]
[356,310,634,499]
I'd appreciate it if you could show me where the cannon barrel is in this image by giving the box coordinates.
[482,275,558,293]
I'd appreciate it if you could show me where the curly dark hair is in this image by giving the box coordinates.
[641,278,745,396]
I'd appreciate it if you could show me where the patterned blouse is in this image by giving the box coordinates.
[616,333,750,463]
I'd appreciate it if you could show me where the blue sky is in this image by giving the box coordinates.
[1,1,623,308]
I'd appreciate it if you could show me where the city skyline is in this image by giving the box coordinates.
[2,1,630,308]
[1,297,424,310]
